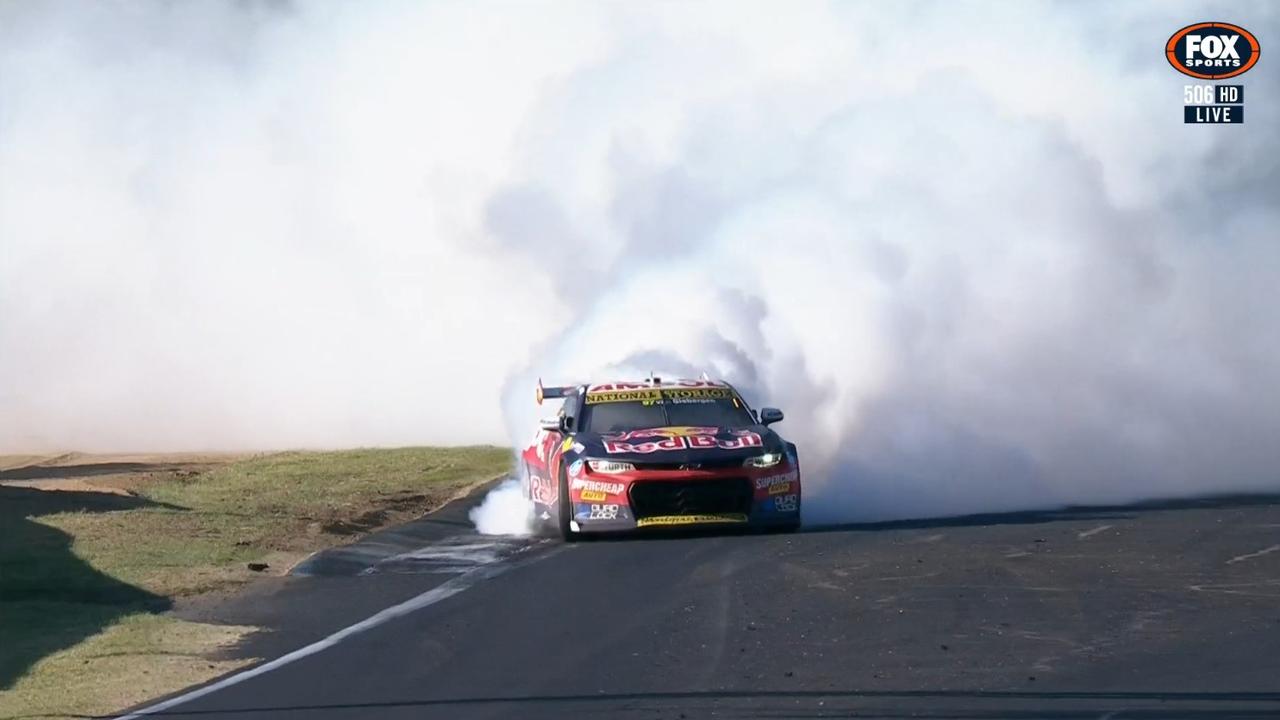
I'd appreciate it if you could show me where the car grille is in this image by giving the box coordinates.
[628,478,753,519]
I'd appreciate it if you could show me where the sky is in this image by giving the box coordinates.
[2,1,1277,521]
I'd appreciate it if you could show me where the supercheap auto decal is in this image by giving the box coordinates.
[570,477,626,503]
[571,479,625,494]
[755,471,797,494]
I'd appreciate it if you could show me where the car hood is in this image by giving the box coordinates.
[570,424,785,466]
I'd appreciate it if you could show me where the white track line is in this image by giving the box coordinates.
[1077,525,1113,540]
[1226,544,1280,565]
[114,548,553,719]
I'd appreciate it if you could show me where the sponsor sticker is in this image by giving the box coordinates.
[586,387,734,405]
[587,382,652,392]
[568,459,584,477]
[773,494,798,512]
[580,489,607,502]
[586,389,662,405]
[587,379,729,392]
[570,479,625,494]
[588,504,619,520]
[604,426,718,440]
[662,388,732,401]
[635,513,748,527]
[755,471,798,490]
[575,503,626,521]
[603,427,763,455]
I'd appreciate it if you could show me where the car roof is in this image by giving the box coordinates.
[583,378,732,392]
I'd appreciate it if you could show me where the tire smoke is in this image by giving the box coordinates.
[3,2,1277,524]
[468,479,533,537]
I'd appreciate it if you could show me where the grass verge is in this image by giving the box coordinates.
[0,446,510,719]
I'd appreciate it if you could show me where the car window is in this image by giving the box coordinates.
[580,401,667,432]
[663,397,754,427]
[580,391,755,432]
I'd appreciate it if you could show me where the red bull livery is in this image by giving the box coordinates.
[521,377,801,539]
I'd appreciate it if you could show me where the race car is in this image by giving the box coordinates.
[520,376,801,539]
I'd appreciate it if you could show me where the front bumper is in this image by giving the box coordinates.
[566,461,801,533]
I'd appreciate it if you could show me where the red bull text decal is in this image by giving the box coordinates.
[602,427,763,454]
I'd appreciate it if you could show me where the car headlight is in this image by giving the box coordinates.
[587,460,635,474]
[744,452,783,468]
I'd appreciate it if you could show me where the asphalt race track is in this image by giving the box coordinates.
[125,489,1280,720]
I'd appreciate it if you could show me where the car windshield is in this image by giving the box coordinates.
[580,388,755,432]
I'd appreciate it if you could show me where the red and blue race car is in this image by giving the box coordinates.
[520,376,801,539]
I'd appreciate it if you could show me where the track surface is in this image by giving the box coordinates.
[134,495,1280,719]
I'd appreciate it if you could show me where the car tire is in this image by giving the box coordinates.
[556,465,575,542]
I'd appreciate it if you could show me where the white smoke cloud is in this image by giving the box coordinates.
[2,1,1278,523]
[468,479,532,537]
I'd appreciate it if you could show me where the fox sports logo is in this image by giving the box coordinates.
[1166,22,1260,79]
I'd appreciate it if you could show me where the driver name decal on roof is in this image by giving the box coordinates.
[601,427,763,454]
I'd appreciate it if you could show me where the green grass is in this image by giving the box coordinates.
[0,446,510,719]
[72,446,510,595]
[0,611,253,720]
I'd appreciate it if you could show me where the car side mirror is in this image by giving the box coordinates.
[539,416,565,432]
[759,407,784,426]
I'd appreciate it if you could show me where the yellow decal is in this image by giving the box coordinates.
[579,490,608,502]
[561,436,575,453]
[768,482,793,495]
[586,389,662,405]
[635,514,748,527]
[585,388,733,405]
[662,388,732,401]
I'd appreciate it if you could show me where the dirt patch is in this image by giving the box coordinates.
[0,452,252,495]
[318,492,431,535]
[0,451,253,469]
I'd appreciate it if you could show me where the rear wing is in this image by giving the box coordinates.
[536,379,577,405]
